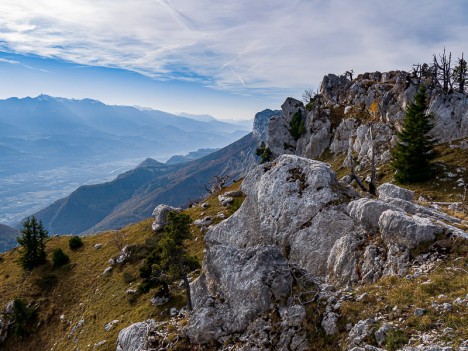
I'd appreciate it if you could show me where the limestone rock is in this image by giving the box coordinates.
[151,204,180,232]
[193,217,212,227]
[347,198,400,231]
[289,209,355,277]
[218,195,233,207]
[116,320,154,351]
[322,311,339,335]
[378,182,414,201]
[330,118,357,154]
[327,234,361,285]
[263,70,468,170]
[347,319,376,347]
[206,155,347,249]
[252,109,283,143]
[186,246,292,343]
[374,324,393,346]
[379,210,443,248]
[104,319,119,332]
[320,73,351,105]
[267,97,305,157]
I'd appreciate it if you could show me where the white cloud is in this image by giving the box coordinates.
[0,0,466,95]
[0,56,48,72]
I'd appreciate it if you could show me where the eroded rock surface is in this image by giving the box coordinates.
[116,320,152,351]
[264,70,468,169]
[185,155,466,349]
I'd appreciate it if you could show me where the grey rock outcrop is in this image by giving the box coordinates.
[151,204,180,232]
[379,210,443,248]
[186,156,466,349]
[116,320,153,351]
[252,109,282,143]
[186,155,354,348]
[266,98,302,157]
[378,182,414,201]
[263,70,468,169]
[347,319,376,348]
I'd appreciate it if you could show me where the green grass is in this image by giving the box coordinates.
[337,241,468,348]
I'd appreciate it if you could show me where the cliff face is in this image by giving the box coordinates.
[267,71,468,168]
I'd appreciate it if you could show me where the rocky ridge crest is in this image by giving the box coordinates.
[268,71,467,169]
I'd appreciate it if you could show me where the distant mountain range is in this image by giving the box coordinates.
[0,94,250,176]
[32,109,280,235]
[0,224,19,253]
[165,148,219,164]
[0,95,250,226]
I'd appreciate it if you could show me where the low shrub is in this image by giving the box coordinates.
[11,298,36,338]
[35,273,57,290]
[68,236,84,250]
[52,248,70,268]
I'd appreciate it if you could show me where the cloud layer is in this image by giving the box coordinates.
[0,0,467,95]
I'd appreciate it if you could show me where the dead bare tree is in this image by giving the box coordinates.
[109,230,125,251]
[433,48,453,93]
[345,69,354,80]
[204,175,230,194]
[344,136,368,192]
[368,126,377,195]
[302,88,314,103]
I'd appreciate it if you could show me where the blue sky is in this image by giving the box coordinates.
[0,0,467,120]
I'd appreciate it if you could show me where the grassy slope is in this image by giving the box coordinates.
[0,142,466,350]
[311,140,468,349]
[319,140,468,226]
[0,181,243,351]
[305,241,468,350]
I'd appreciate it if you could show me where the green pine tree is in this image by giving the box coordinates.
[391,86,436,183]
[17,216,48,270]
[289,110,305,141]
[140,211,200,310]
[256,141,273,164]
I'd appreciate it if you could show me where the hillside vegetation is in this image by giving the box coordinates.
[0,181,244,351]
[0,142,466,350]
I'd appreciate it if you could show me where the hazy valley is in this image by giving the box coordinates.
[0,95,250,226]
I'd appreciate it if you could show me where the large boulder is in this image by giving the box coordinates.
[186,246,292,343]
[206,155,348,249]
[187,155,355,347]
[379,210,443,248]
[187,154,467,347]
[151,204,180,232]
[116,321,153,351]
[378,182,414,201]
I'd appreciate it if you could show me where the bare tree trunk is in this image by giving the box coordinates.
[368,126,377,195]
[183,274,193,311]
[346,137,368,192]
[433,48,453,93]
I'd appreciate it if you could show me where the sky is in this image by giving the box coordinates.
[0,0,466,120]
